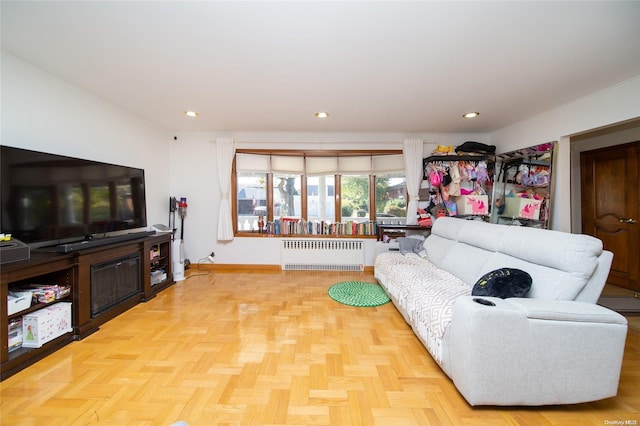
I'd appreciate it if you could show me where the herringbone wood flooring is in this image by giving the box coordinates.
[1,270,638,425]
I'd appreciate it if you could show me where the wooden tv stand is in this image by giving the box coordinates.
[1,232,174,380]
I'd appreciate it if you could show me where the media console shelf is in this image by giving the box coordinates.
[143,235,173,300]
[1,254,75,380]
[1,232,173,380]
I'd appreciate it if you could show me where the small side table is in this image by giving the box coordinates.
[377,224,431,241]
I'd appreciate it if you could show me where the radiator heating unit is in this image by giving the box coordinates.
[281,239,364,271]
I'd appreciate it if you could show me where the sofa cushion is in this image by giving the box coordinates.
[496,225,602,279]
[426,217,604,301]
[375,252,470,364]
[472,268,532,298]
[481,253,590,300]
[428,238,494,286]
[452,218,505,252]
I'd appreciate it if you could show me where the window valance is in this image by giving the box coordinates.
[235,152,404,175]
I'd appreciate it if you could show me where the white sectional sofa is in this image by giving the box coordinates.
[374,216,628,406]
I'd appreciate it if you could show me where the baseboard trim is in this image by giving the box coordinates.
[188,263,374,274]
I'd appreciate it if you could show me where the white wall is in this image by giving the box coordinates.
[1,53,172,230]
[489,76,640,232]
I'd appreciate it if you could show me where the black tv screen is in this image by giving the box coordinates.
[1,145,147,246]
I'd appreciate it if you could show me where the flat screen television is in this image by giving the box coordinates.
[1,145,147,247]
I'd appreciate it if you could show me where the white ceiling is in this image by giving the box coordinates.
[2,1,640,134]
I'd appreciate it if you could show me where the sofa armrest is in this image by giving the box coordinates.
[448,296,627,406]
[575,250,614,303]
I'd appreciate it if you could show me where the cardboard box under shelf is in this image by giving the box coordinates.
[455,195,488,215]
[504,197,543,220]
[22,302,72,348]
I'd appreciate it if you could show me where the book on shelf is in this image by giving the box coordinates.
[262,218,376,237]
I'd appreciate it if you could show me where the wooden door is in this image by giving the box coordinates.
[581,141,639,291]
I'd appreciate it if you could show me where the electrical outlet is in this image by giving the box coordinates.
[207,252,215,263]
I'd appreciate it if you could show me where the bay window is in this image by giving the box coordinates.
[233,150,404,236]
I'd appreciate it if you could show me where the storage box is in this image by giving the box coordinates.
[504,197,543,220]
[150,269,167,286]
[7,291,32,315]
[8,318,23,352]
[22,302,72,348]
[455,195,489,215]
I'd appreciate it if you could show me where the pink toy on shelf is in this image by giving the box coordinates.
[467,197,486,215]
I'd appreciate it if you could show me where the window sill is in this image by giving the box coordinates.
[234,232,377,239]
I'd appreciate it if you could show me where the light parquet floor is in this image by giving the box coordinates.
[1,270,639,425]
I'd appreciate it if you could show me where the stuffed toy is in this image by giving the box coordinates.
[432,144,454,155]
[417,209,432,227]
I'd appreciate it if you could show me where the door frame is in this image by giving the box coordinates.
[577,140,640,290]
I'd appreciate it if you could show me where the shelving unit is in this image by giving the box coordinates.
[1,255,75,380]
[142,233,173,300]
[491,143,555,229]
[2,232,174,380]
[422,155,493,221]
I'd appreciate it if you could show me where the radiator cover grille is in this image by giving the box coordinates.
[281,239,364,271]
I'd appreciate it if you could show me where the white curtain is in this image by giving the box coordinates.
[216,137,236,241]
[403,139,424,225]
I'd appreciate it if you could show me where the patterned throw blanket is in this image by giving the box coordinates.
[376,252,471,364]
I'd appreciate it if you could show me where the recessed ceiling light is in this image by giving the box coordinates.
[185,111,199,117]
[315,112,329,118]
[462,112,479,118]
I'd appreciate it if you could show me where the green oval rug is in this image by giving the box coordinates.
[328,281,391,307]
